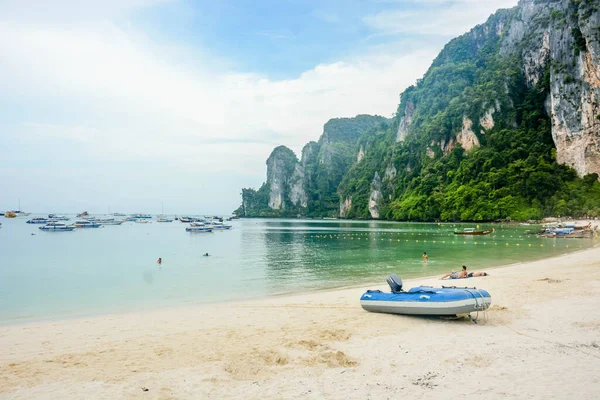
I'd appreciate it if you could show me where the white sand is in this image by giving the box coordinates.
[1,246,600,399]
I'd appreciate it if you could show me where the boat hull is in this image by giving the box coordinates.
[75,223,101,228]
[186,227,213,232]
[39,226,75,231]
[27,219,49,224]
[360,286,491,316]
[454,230,493,236]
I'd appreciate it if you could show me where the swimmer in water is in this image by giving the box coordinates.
[157,257,162,264]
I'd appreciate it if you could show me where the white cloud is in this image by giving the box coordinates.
[0,20,433,157]
[0,1,478,212]
[364,0,518,37]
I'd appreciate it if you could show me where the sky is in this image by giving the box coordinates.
[0,0,518,214]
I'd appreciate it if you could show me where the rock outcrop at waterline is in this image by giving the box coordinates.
[235,115,389,218]
[266,146,307,210]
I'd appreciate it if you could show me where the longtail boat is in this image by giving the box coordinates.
[454,228,494,236]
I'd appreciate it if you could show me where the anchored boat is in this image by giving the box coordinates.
[39,222,75,231]
[74,220,101,228]
[360,274,491,317]
[26,217,49,224]
[48,214,69,221]
[96,218,124,225]
[186,222,213,232]
[454,227,494,236]
[211,221,232,230]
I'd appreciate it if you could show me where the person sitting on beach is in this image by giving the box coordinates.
[467,271,489,277]
[422,252,428,262]
[441,265,468,280]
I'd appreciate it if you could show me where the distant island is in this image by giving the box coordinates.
[236,0,600,222]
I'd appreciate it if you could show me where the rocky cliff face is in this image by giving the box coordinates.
[238,0,600,221]
[368,172,383,219]
[238,116,388,218]
[339,196,352,218]
[394,0,600,177]
[499,0,600,177]
[266,146,306,210]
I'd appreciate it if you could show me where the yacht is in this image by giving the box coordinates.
[74,220,101,228]
[26,217,49,224]
[39,222,75,231]
[48,214,69,221]
[96,218,124,225]
[211,221,233,230]
[186,222,213,232]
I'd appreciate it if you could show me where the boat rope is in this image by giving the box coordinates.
[493,315,600,360]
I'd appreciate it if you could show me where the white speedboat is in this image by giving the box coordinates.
[135,219,149,224]
[39,222,75,231]
[211,221,233,230]
[186,222,213,232]
[48,214,69,221]
[157,218,173,223]
[74,220,101,228]
[97,218,124,225]
[27,217,49,224]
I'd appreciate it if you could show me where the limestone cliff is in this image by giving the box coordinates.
[394,0,600,177]
[237,115,389,218]
[266,146,306,210]
[498,0,600,177]
[237,0,600,221]
[368,172,383,219]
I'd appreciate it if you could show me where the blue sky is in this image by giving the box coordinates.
[0,0,517,214]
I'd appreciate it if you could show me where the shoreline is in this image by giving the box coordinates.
[1,243,596,329]
[2,246,600,399]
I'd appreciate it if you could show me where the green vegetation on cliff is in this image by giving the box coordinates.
[237,1,600,221]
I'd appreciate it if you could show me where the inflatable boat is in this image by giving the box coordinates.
[360,274,491,316]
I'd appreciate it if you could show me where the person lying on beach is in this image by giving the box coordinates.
[441,266,468,280]
[467,271,489,277]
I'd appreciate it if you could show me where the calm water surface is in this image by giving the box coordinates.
[0,216,595,324]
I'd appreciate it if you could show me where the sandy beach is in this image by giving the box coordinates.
[1,245,600,399]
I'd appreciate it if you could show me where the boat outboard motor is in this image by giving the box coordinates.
[386,274,404,293]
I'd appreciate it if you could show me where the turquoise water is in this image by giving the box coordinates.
[0,216,595,324]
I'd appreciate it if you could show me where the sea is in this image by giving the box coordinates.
[0,216,595,324]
